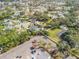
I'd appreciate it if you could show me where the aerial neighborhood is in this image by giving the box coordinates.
[0,0,79,59]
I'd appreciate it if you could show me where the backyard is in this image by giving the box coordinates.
[47,28,62,43]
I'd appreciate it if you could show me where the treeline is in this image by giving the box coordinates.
[0,30,30,53]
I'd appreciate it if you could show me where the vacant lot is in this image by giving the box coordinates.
[48,29,62,43]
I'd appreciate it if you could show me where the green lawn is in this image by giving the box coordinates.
[47,29,62,43]
[0,26,4,29]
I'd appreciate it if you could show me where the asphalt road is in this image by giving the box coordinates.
[0,36,56,59]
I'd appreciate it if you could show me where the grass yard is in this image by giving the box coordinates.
[47,29,62,43]
[0,26,4,29]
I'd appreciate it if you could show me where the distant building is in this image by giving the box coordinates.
[60,25,68,31]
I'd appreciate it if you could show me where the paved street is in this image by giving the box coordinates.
[0,36,56,59]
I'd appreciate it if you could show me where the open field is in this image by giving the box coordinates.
[47,29,62,43]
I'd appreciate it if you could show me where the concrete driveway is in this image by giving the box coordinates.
[0,36,56,59]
